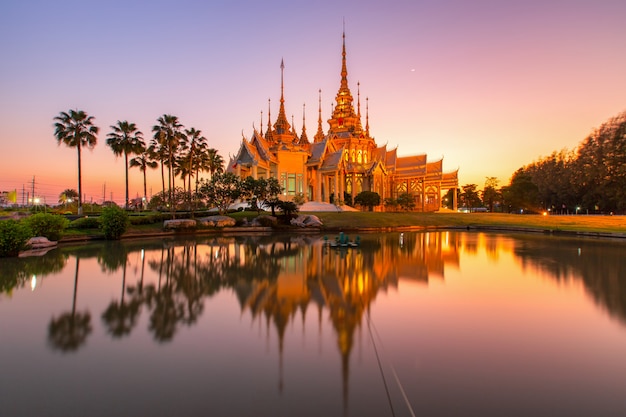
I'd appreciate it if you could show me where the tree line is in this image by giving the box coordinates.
[454,110,626,214]
[53,109,224,214]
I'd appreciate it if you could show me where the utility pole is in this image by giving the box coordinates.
[31,176,35,207]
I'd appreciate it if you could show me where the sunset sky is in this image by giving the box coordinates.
[2,0,626,205]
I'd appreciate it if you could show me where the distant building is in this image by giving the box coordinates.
[0,190,17,207]
[229,32,458,211]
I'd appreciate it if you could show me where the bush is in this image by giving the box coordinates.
[0,220,32,257]
[23,213,69,241]
[99,206,129,240]
[354,191,381,211]
[68,216,101,229]
[129,214,160,225]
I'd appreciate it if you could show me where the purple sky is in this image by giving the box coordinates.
[2,0,626,205]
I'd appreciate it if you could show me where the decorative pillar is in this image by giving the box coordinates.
[351,173,356,203]
[316,170,322,202]
[334,173,339,204]
[338,171,345,203]
[302,168,308,201]
[453,187,458,211]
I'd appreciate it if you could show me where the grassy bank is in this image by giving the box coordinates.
[308,211,626,234]
[58,211,626,241]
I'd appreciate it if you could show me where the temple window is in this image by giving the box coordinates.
[357,150,362,164]
[288,173,296,195]
[280,173,287,195]
[297,174,303,194]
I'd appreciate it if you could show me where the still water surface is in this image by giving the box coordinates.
[1,231,626,417]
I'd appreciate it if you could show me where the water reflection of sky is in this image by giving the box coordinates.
[1,232,626,417]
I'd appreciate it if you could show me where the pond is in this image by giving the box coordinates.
[1,231,626,417]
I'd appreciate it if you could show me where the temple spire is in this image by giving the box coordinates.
[300,103,309,144]
[366,97,369,136]
[273,58,292,139]
[265,98,274,142]
[328,29,358,134]
[314,89,325,142]
[356,81,364,133]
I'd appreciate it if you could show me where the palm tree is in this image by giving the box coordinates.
[53,109,99,215]
[147,140,167,198]
[106,121,145,209]
[152,115,184,211]
[58,188,79,208]
[130,148,158,209]
[206,148,224,179]
[182,127,208,209]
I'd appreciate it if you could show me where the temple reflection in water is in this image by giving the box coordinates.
[4,231,626,416]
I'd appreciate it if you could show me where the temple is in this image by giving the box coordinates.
[229,32,458,211]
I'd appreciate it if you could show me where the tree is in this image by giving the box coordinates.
[106,121,145,209]
[129,148,158,209]
[199,172,242,214]
[276,200,299,218]
[397,193,416,211]
[241,177,283,214]
[180,127,208,210]
[152,115,184,212]
[354,191,381,211]
[59,189,79,208]
[261,177,283,216]
[206,148,225,179]
[460,184,482,210]
[53,109,99,215]
[481,177,501,212]
[501,168,540,213]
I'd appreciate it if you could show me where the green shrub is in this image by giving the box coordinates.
[99,206,129,240]
[0,220,32,257]
[129,214,159,225]
[255,215,277,227]
[23,213,68,241]
[354,191,381,211]
[68,216,101,229]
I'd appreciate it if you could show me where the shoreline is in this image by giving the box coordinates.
[56,221,626,248]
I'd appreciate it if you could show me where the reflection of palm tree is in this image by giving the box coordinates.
[48,258,92,352]
[149,287,181,342]
[102,256,140,338]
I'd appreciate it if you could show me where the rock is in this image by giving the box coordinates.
[27,236,58,249]
[198,215,236,227]
[163,219,197,230]
[290,214,323,227]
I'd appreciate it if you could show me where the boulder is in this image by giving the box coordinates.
[198,215,236,227]
[163,219,197,230]
[290,214,323,228]
[27,236,58,249]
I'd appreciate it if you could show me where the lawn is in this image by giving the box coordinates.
[57,210,626,241]
[307,211,626,234]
